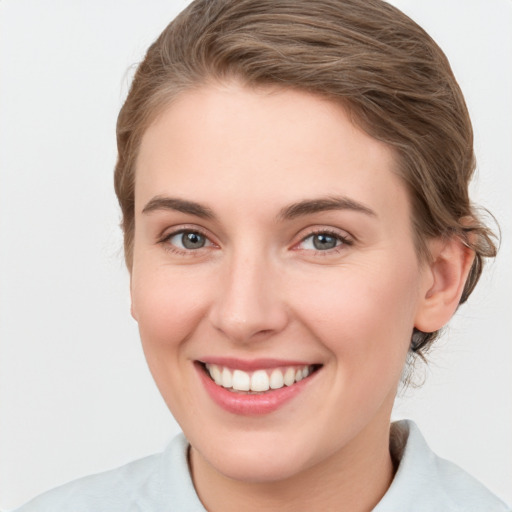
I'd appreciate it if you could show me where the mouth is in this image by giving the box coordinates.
[195,359,322,414]
[198,361,322,394]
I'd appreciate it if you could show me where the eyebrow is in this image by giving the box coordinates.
[142,196,215,219]
[141,194,376,221]
[277,196,377,220]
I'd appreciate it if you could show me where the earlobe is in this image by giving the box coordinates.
[414,236,475,333]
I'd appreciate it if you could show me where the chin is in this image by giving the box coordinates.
[207,449,311,483]
[191,428,322,484]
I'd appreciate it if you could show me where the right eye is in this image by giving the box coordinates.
[165,230,214,251]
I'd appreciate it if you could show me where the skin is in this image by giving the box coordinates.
[130,82,474,512]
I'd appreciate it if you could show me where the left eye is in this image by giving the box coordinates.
[167,231,212,250]
[299,232,345,251]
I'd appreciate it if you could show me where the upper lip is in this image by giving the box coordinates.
[197,357,319,372]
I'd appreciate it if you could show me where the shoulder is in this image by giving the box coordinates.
[13,454,160,512]
[375,420,510,512]
[12,433,206,512]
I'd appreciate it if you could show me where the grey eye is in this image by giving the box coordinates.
[304,233,340,251]
[181,232,206,249]
[168,231,209,250]
[310,233,340,250]
[299,232,344,251]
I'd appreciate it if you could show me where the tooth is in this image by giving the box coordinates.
[295,369,303,382]
[283,367,295,386]
[302,366,310,379]
[232,369,251,391]
[221,367,233,388]
[210,365,222,385]
[251,370,270,392]
[269,369,284,389]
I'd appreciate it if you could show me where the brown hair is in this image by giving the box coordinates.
[114,0,497,358]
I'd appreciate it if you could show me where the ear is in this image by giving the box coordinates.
[414,236,475,333]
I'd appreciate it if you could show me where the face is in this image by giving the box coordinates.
[131,82,430,483]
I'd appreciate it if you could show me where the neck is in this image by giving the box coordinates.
[189,419,395,512]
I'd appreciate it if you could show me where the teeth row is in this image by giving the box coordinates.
[205,364,312,392]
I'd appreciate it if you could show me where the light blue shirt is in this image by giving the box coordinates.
[12,420,510,511]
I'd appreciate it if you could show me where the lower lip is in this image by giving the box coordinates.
[196,363,318,416]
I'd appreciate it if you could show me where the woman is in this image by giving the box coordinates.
[10,0,510,510]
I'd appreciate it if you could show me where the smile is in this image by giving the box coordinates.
[196,360,322,415]
[204,363,317,393]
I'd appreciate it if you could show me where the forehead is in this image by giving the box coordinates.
[135,82,409,222]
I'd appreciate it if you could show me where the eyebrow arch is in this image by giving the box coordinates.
[142,196,215,219]
[278,196,377,220]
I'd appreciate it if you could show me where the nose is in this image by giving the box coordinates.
[208,250,289,344]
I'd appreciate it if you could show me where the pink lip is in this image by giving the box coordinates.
[198,357,312,371]
[195,361,320,416]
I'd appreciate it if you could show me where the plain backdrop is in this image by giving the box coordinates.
[0,0,511,509]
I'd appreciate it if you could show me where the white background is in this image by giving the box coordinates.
[0,0,510,509]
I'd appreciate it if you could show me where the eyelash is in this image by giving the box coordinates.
[295,229,353,255]
[158,227,353,256]
[158,227,214,257]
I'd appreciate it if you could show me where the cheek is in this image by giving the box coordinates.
[130,265,216,418]
[131,266,212,351]
[289,260,420,368]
